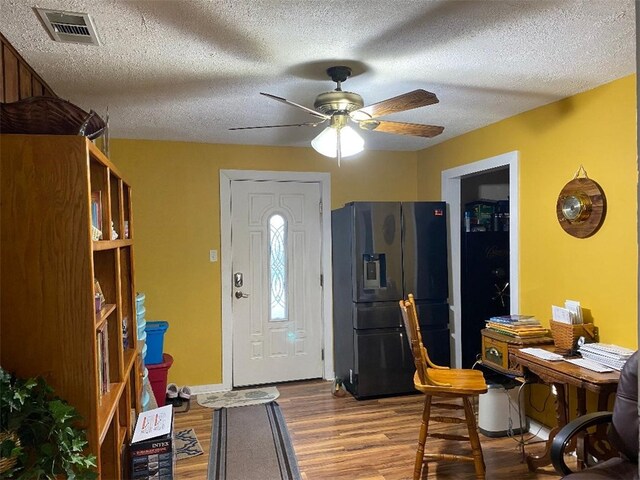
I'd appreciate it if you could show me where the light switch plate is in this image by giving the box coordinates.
[209,250,218,262]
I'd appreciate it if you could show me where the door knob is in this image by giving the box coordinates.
[235,291,249,299]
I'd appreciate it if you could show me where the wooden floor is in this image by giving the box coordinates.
[174,380,561,479]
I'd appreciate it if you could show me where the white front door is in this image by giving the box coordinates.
[230,179,323,386]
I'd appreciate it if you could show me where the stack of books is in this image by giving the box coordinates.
[578,343,635,371]
[486,314,549,338]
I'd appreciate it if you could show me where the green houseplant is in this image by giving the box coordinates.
[0,367,97,479]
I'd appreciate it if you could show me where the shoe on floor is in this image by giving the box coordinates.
[178,385,191,400]
[166,383,178,399]
[166,396,183,407]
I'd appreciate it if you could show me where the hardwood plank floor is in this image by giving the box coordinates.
[173,380,561,479]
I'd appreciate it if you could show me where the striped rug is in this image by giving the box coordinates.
[208,402,301,480]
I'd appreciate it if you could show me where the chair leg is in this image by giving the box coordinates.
[463,396,486,479]
[414,395,432,480]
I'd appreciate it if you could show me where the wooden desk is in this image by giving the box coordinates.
[511,348,619,472]
[481,328,554,376]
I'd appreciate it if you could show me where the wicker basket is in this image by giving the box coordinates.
[550,321,598,355]
[0,430,20,474]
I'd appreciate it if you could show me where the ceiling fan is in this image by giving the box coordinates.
[230,66,444,165]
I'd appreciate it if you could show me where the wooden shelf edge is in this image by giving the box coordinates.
[123,348,138,374]
[93,239,133,251]
[97,381,126,445]
[95,303,117,329]
[118,424,127,446]
[87,139,126,180]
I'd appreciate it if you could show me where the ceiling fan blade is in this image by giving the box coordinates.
[351,89,439,120]
[229,120,326,131]
[260,93,329,119]
[360,120,444,138]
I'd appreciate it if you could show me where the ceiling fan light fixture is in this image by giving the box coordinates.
[233,66,443,156]
[311,125,364,159]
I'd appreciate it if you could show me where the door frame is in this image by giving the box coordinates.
[220,169,334,390]
[441,151,519,368]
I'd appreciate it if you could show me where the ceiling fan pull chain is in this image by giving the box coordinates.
[573,164,589,179]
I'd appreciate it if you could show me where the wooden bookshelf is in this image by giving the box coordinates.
[0,134,142,479]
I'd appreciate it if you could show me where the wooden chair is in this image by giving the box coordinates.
[399,294,488,479]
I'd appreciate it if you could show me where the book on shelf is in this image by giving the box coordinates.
[97,329,104,401]
[94,279,105,313]
[97,324,110,396]
[103,325,110,393]
[91,191,103,240]
[122,316,129,349]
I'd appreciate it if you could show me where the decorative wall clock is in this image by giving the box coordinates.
[556,166,606,238]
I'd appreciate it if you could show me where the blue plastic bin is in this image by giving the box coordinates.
[145,321,168,365]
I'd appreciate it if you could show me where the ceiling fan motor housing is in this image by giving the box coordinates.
[314,91,364,115]
[232,64,443,140]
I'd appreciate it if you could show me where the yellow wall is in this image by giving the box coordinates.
[111,75,637,409]
[110,143,419,386]
[417,75,637,346]
[417,75,637,424]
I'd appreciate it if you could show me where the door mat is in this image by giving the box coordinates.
[175,428,204,461]
[196,386,279,409]
[208,402,300,480]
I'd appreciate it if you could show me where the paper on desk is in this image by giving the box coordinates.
[552,305,573,324]
[564,300,583,324]
[132,404,173,443]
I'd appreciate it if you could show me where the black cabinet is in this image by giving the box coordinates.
[461,231,510,368]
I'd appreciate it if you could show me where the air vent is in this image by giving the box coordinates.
[35,8,101,46]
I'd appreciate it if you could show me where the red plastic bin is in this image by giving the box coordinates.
[147,353,173,407]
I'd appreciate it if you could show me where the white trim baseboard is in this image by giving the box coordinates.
[188,383,229,395]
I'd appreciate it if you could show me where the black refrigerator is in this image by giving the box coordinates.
[460,231,510,368]
[332,202,450,399]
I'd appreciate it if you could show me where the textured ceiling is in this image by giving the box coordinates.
[0,0,636,152]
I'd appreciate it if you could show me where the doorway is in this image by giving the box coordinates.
[441,151,519,368]
[460,168,510,368]
[220,170,334,391]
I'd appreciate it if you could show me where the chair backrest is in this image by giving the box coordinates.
[610,350,638,463]
[399,297,429,385]
[406,294,426,349]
